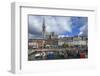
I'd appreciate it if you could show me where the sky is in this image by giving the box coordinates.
[28,15,88,39]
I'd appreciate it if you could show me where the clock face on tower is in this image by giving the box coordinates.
[28,15,88,61]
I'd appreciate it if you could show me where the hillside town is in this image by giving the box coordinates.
[28,18,88,60]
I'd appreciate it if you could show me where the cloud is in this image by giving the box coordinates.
[58,35,69,38]
[28,15,88,39]
[28,16,72,36]
[45,16,72,34]
[28,16,42,35]
[78,24,88,36]
[28,33,43,39]
[70,17,88,36]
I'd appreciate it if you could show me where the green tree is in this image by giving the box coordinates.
[62,43,69,48]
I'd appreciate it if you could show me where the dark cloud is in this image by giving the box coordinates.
[28,22,42,35]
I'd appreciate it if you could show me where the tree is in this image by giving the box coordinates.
[62,43,69,48]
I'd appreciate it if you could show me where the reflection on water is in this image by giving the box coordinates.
[28,48,88,61]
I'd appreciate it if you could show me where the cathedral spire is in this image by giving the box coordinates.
[42,17,46,39]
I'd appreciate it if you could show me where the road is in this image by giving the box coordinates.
[28,48,67,55]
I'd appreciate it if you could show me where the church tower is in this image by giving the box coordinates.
[42,18,46,39]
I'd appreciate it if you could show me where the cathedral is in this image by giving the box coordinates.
[28,18,59,49]
[42,18,58,39]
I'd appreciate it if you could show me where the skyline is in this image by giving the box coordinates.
[28,15,88,39]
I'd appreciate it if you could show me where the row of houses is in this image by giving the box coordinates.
[28,36,88,49]
[58,36,87,46]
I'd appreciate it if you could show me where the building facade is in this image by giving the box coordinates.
[58,36,87,46]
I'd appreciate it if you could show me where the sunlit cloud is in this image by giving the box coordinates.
[78,24,88,36]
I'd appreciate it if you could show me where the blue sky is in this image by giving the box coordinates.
[28,15,88,39]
